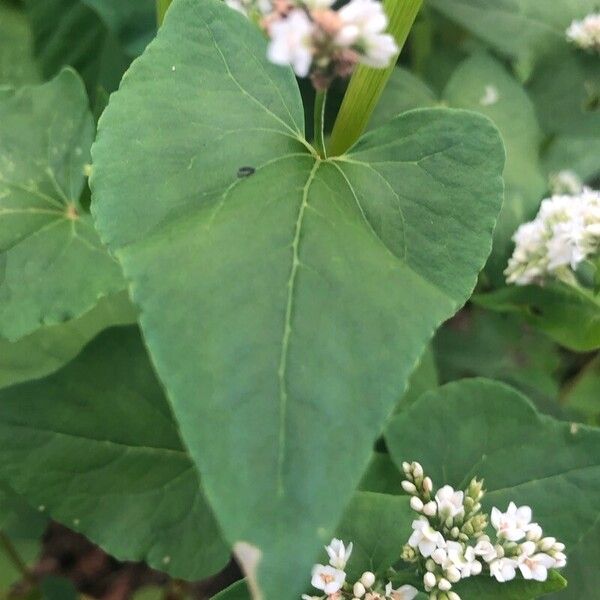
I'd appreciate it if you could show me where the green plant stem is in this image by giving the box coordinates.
[313,90,328,158]
[0,531,35,584]
[156,0,173,27]
[328,0,423,156]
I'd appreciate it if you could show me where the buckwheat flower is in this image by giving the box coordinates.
[384,582,419,600]
[517,541,555,582]
[409,518,446,557]
[566,13,600,52]
[435,485,465,520]
[311,564,346,594]
[473,536,497,563]
[489,557,518,582]
[267,9,315,77]
[491,503,532,542]
[325,538,353,569]
[423,571,436,591]
[336,0,398,67]
[550,170,584,196]
[360,572,376,588]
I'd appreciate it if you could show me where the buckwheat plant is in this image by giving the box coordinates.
[224,0,398,89]
[504,187,600,286]
[400,462,567,600]
[304,539,419,600]
[566,13,600,52]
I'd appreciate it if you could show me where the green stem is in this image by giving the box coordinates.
[0,531,34,584]
[156,0,173,27]
[313,90,328,158]
[328,0,423,156]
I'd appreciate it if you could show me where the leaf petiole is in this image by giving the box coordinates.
[313,90,328,158]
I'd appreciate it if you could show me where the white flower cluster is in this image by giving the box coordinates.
[305,538,418,600]
[566,13,600,52]
[225,0,399,88]
[401,462,566,600]
[505,187,600,286]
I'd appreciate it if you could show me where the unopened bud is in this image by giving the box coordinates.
[467,478,485,502]
[401,544,418,563]
[412,462,424,479]
[353,582,366,598]
[426,558,436,572]
[494,544,505,558]
[540,537,556,552]
[410,497,424,512]
[360,572,375,588]
[462,522,474,536]
[526,524,543,542]
[445,566,461,583]
[438,578,452,592]
[471,560,482,575]
[424,571,436,590]
[423,501,437,517]
[432,548,446,565]
[448,592,461,600]
[450,526,460,538]
[402,481,417,495]
[423,477,433,494]
[402,462,411,475]
[458,533,469,542]
[554,542,565,552]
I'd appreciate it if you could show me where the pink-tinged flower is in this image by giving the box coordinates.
[311,564,346,595]
[517,541,556,582]
[491,502,532,542]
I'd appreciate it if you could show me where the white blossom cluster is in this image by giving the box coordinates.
[304,538,418,600]
[401,461,566,600]
[225,0,399,88]
[566,13,600,52]
[505,187,600,286]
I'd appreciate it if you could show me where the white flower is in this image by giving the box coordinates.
[490,557,518,582]
[225,0,272,16]
[442,542,481,578]
[325,538,353,569]
[567,13,600,52]
[491,503,532,542]
[302,596,321,600]
[304,0,336,7]
[408,518,446,557]
[360,572,376,588]
[267,9,315,77]
[517,541,556,582]
[473,536,497,563]
[336,0,398,67]
[410,497,424,512]
[311,564,346,594]
[384,582,419,600]
[550,170,583,196]
[435,485,465,520]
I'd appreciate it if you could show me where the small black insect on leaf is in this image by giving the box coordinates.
[237,166,255,178]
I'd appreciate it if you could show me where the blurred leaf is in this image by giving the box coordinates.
[0,70,125,342]
[542,136,600,184]
[0,484,47,539]
[454,570,567,599]
[359,453,405,495]
[0,291,136,390]
[475,284,600,352]
[562,356,600,425]
[0,0,40,87]
[386,378,598,599]
[40,576,78,600]
[397,345,439,411]
[0,327,229,581]
[213,581,250,600]
[434,308,561,409]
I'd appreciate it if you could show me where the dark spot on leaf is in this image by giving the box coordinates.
[237,166,255,178]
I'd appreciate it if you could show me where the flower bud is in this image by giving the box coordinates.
[423,571,436,590]
[448,592,461,600]
[450,526,459,538]
[494,544,505,558]
[412,462,424,479]
[432,548,446,565]
[540,537,556,552]
[423,501,437,517]
[426,559,436,572]
[402,462,411,475]
[438,578,452,591]
[526,524,543,542]
[554,542,565,552]
[402,481,417,494]
[471,560,482,575]
[353,582,366,598]
[410,497,424,512]
[360,571,376,588]
[423,477,433,494]
[445,566,461,583]
[467,478,484,502]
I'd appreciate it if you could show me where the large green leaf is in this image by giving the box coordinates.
[474,284,600,352]
[0,291,136,390]
[0,69,125,341]
[0,327,229,580]
[386,378,600,599]
[454,570,566,599]
[90,1,504,597]
[428,0,596,65]
[0,0,40,87]
[561,356,600,426]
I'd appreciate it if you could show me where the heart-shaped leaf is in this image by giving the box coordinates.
[386,378,599,599]
[90,1,504,596]
[0,327,229,580]
[0,69,125,341]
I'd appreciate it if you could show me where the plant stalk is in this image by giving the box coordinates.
[313,90,328,158]
[328,0,423,156]
[0,531,35,584]
[156,0,173,27]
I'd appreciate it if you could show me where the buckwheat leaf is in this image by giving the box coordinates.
[0,327,229,580]
[90,0,504,597]
[428,0,597,65]
[386,378,600,599]
[213,582,251,600]
[334,492,413,581]
[0,0,40,87]
[0,69,125,342]
[474,284,600,352]
[0,291,137,390]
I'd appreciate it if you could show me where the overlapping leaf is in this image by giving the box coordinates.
[0,69,125,341]
[0,327,229,580]
[386,378,600,599]
[90,1,504,597]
